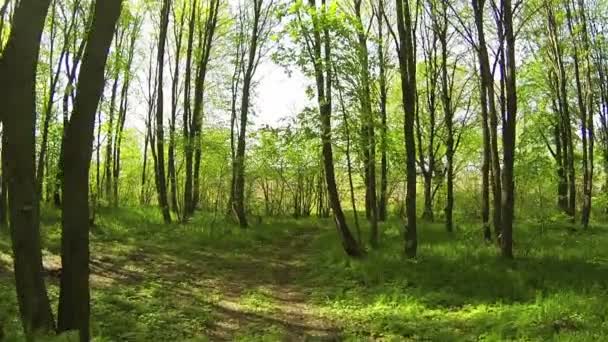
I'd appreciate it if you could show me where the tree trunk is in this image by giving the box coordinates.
[169,4,185,214]
[438,2,454,233]
[57,1,123,340]
[154,0,172,223]
[307,0,362,257]
[472,0,493,241]
[233,0,267,229]
[185,0,218,219]
[0,131,7,227]
[354,0,378,247]
[182,1,196,221]
[500,0,517,258]
[395,0,417,258]
[0,0,55,335]
[378,1,389,221]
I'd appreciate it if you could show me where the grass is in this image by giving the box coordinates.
[1,206,608,341]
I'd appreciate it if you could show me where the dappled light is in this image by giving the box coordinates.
[1,0,608,340]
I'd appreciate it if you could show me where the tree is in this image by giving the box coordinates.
[58,0,123,339]
[293,0,363,257]
[376,0,390,222]
[231,0,276,228]
[184,0,219,219]
[153,0,172,223]
[353,0,379,247]
[0,0,54,336]
[499,0,517,258]
[394,0,418,257]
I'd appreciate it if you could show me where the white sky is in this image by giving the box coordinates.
[253,61,310,127]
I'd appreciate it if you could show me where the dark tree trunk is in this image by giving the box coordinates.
[0,131,7,227]
[233,0,267,229]
[182,1,196,221]
[378,1,389,221]
[154,0,172,223]
[500,0,517,258]
[472,0,493,241]
[104,73,119,202]
[395,0,417,258]
[168,3,185,214]
[0,0,55,335]
[354,0,378,247]
[438,2,454,233]
[307,0,362,257]
[185,0,218,219]
[57,1,123,340]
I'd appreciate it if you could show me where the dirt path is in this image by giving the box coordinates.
[205,226,341,341]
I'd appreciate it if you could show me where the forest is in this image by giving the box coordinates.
[1,0,608,340]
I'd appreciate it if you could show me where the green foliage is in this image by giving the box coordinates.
[3,208,608,340]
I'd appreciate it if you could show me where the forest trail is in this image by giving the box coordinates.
[83,221,342,341]
[203,225,342,341]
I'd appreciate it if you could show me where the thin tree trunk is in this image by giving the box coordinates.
[438,2,454,233]
[395,0,417,258]
[234,0,267,229]
[182,0,195,221]
[377,0,389,222]
[113,21,138,207]
[472,0,493,241]
[154,0,171,223]
[354,0,378,247]
[500,0,517,258]
[168,3,185,214]
[306,0,362,256]
[338,83,362,245]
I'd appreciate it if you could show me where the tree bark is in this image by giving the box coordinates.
[377,0,389,222]
[395,0,417,257]
[169,3,185,214]
[57,1,123,340]
[0,131,7,227]
[0,0,55,336]
[472,0,494,241]
[307,0,362,257]
[182,0,196,221]
[500,0,517,258]
[354,0,378,246]
[154,0,172,223]
[233,0,268,228]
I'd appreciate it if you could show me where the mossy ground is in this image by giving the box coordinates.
[1,207,607,341]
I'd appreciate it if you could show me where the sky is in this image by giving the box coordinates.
[253,61,310,127]
[126,3,311,135]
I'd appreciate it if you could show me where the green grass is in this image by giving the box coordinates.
[1,207,608,341]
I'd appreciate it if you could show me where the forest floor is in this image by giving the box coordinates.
[1,207,608,341]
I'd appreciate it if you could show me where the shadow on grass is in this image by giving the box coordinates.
[4,206,607,340]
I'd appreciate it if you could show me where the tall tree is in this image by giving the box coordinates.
[0,0,54,336]
[57,0,123,339]
[499,0,517,258]
[353,0,379,247]
[168,0,186,214]
[184,0,219,219]
[231,0,275,228]
[394,0,418,257]
[376,0,390,222]
[297,0,363,256]
[154,0,172,223]
[471,0,497,240]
